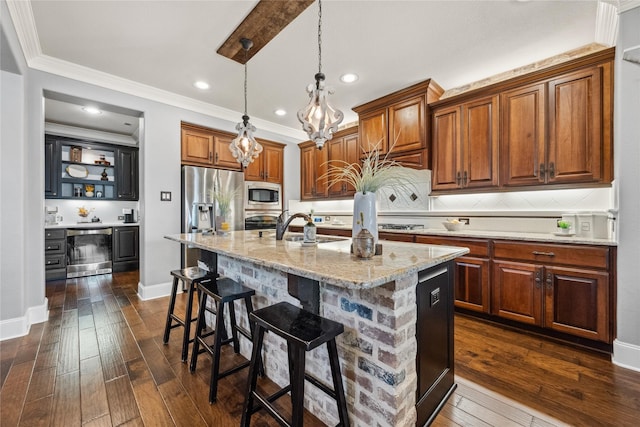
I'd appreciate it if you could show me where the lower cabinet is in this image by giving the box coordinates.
[113,226,139,272]
[416,236,491,313]
[492,241,612,343]
[45,228,67,281]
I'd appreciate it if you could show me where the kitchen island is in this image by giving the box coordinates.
[165,230,469,427]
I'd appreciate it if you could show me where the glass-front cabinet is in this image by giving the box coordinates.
[45,135,138,201]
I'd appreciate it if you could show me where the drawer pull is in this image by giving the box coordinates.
[532,251,555,257]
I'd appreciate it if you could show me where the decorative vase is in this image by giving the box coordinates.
[353,228,375,259]
[352,191,378,246]
[215,211,230,235]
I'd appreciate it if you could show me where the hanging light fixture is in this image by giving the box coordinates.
[297,0,344,150]
[230,38,263,168]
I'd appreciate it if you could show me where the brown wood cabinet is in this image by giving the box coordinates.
[181,122,241,171]
[416,235,491,313]
[432,95,499,191]
[430,47,614,194]
[326,129,359,198]
[244,139,284,185]
[299,141,328,200]
[492,240,611,343]
[353,79,443,167]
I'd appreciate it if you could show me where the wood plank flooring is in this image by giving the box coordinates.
[1,271,639,426]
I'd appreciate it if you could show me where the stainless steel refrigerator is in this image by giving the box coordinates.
[181,166,244,267]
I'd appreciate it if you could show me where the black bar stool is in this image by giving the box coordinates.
[241,301,350,427]
[189,277,259,403]
[162,267,214,362]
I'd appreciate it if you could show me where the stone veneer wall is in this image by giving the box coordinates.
[216,254,419,427]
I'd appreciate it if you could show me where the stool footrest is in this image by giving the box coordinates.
[304,373,337,401]
[250,390,292,427]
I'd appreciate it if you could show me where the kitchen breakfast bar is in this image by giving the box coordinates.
[165,231,469,427]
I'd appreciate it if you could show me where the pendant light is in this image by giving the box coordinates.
[230,38,262,168]
[297,0,344,150]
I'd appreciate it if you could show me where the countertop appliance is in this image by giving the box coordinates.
[182,166,244,267]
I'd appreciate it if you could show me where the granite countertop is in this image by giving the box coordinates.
[45,221,139,229]
[165,230,469,290]
[312,224,617,246]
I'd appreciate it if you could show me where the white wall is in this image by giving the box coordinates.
[613,6,640,370]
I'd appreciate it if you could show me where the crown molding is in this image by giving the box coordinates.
[595,1,619,46]
[6,1,307,142]
[619,0,640,13]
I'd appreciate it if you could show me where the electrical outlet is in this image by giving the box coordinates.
[458,218,470,225]
[118,215,124,220]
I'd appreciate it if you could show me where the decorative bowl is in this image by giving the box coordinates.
[442,221,464,231]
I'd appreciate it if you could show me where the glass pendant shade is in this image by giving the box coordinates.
[229,38,262,168]
[230,115,262,168]
[298,73,344,150]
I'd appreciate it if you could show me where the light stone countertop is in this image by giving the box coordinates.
[45,222,139,229]
[311,224,617,246]
[165,230,469,290]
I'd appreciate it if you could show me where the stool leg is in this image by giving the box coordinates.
[241,323,265,427]
[189,289,208,373]
[328,339,350,427]
[162,277,180,344]
[181,279,197,362]
[288,344,306,427]
[228,301,240,353]
[244,297,264,377]
[209,299,226,403]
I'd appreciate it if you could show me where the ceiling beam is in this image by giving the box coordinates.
[217,0,315,64]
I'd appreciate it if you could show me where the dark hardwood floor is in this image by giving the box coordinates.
[1,272,639,426]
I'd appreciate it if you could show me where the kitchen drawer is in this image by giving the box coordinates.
[415,235,490,258]
[45,254,66,270]
[45,238,65,255]
[493,241,609,269]
[379,232,415,242]
[45,228,65,240]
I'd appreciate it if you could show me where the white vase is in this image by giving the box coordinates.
[352,191,378,246]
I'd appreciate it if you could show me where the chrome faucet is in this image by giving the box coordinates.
[275,210,311,240]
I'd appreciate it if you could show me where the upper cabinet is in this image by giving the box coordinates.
[432,95,499,191]
[181,122,241,171]
[353,79,443,168]
[299,128,358,201]
[44,135,139,201]
[244,139,285,185]
[431,47,614,194]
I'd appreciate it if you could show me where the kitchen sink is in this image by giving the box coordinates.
[284,233,348,243]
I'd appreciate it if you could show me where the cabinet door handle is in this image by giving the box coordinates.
[549,162,555,179]
[534,270,542,289]
[215,152,219,163]
[539,163,546,179]
[456,171,461,186]
[209,152,212,161]
[532,251,555,257]
[463,171,468,186]
[545,272,553,289]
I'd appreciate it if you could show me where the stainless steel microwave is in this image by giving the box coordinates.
[244,182,281,210]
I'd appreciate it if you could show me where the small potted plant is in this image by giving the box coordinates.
[557,220,572,233]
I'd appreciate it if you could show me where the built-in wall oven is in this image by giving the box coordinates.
[244,211,279,230]
[245,182,281,210]
[67,228,113,278]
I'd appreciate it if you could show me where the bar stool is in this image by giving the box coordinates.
[163,267,215,362]
[189,277,258,403]
[241,301,350,427]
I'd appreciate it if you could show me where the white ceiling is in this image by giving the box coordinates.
[7,0,614,140]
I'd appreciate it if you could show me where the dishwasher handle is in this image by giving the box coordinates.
[67,228,112,236]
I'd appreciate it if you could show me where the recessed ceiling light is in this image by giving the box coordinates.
[82,106,101,115]
[194,81,210,90]
[274,109,287,116]
[340,73,359,83]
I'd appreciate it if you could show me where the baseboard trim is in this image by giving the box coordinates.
[612,339,640,372]
[0,298,49,341]
[137,280,173,301]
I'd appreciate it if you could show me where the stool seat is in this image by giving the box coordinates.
[250,302,344,351]
[163,267,216,362]
[190,277,260,403]
[242,302,350,427]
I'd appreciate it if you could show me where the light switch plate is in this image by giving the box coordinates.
[160,191,171,201]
